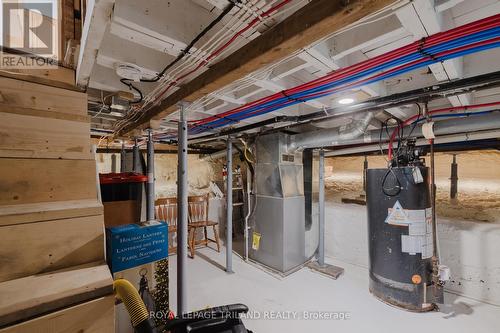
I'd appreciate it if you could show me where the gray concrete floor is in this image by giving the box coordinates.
[169,247,500,333]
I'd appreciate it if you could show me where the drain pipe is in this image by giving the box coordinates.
[289,112,374,150]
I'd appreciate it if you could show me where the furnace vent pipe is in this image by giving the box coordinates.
[289,112,375,151]
[335,112,500,147]
[290,112,500,151]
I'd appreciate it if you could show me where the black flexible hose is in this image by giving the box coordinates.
[120,78,144,104]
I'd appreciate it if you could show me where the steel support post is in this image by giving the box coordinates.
[226,136,233,273]
[450,154,458,199]
[177,103,188,315]
[318,149,325,267]
[132,138,140,173]
[146,129,155,221]
[120,142,126,172]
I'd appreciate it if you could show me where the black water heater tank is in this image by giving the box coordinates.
[366,166,435,311]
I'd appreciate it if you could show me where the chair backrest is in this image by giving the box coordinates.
[188,194,209,224]
[155,197,178,227]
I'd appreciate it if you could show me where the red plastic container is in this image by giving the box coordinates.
[99,172,147,202]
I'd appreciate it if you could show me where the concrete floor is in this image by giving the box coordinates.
[169,247,500,333]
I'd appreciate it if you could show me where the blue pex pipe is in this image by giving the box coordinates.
[191,33,500,134]
[414,110,498,123]
[190,40,500,134]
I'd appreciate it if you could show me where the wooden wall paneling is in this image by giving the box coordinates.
[0,199,102,226]
[0,214,105,282]
[0,77,86,116]
[0,295,114,333]
[0,112,91,159]
[0,68,76,88]
[0,264,112,326]
[0,158,97,205]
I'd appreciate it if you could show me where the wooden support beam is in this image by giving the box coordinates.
[118,0,396,135]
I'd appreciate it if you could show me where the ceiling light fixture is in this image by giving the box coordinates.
[338,98,355,105]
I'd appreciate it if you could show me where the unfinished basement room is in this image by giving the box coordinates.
[1,0,500,332]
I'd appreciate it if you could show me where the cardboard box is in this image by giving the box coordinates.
[102,200,140,227]
[105,223,168,273]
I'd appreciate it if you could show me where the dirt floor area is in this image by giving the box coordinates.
[325,150,500,223]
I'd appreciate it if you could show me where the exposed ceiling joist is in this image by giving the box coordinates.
[434,0,465,13]
[396,0,471,107]
[117,0,397,135]
[76,0,116,87]
[328,14,405,61]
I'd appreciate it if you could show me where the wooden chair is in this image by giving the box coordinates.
[155,197,178,255]
[187,193,221,258]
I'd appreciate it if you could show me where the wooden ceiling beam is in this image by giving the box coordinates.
[118,0,396,135]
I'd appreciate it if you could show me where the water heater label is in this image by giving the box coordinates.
[401,208,433,259]
[385,201,433,259]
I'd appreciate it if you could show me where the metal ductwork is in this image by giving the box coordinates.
[326,112,500,148]
[249,132,310,273]
[289,112,375,151]
[248,112,500,274]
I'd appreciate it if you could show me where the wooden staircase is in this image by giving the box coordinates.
[0,76,114,331]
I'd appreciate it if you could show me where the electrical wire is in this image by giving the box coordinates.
[382,167,402,196]
[120,78,143,104]
[117,1,240,106]
[141,1,239,83]
[114,0,294,133]
[148,0,294,106]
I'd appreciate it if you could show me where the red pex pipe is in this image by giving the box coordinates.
[192,35,500,128]
[191,14,500,126]
[153,0,294,102]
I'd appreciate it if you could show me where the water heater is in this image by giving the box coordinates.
[366,140,442,311]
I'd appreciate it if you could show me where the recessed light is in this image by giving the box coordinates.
[338,98,355,105]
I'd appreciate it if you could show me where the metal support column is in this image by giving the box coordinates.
[450,154,458,199]
[146,129,155,221]
[111,154,117,173]
[226,136,233,273]
[177,103,188,315]
[120,142,126,172]
[132,138,139,173]
[318,149,325,267]
[306,149,344,279]
[363,155,368,193]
